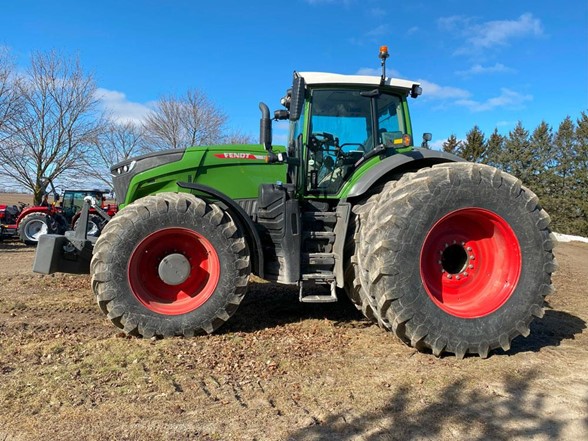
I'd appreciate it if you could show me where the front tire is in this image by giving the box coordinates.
[90,192,250,337]
[18,212,50,246]
[357,163,556,358]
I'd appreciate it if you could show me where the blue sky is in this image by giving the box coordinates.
[1,0,587,149]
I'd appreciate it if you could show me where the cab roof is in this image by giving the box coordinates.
[297,72,419,91]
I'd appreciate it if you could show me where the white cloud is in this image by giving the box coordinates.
[456,63,516,76]
[468,13,543,50]
[439,13,543,56]
[95,88,152,124]
[455,88,532,112]
[416,80,531,113]
[417,79,471,100]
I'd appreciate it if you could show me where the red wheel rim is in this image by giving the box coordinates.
[128,228,220,315]
[420,208,521,318]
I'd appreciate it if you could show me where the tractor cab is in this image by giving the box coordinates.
[60,189,109,221]
[264,46,423,197]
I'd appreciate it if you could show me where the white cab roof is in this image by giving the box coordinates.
[298,72,419,90]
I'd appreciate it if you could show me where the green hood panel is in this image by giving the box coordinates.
[123,144,287,206]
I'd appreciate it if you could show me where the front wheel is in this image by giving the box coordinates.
[90,192,250,337]
[357,163,557,358]
[18,212,50,246]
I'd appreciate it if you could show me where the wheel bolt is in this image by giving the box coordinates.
[446,274,452,279]
[467,247,472,252]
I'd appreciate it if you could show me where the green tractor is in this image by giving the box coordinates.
[34,48,556,358]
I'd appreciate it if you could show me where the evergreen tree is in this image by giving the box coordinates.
[548,117,580,234]
[574,112,588,235]
[553,117,576,193]
[528,121,554,192]
[459,126,485,162]
[575,112,588,174]
[503,122,533,183]
[442,134,461,155]
[482,128,505,168]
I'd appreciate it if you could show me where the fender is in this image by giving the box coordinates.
[15,206,51,225]
[347,148,464,198]
[177,181,264,278]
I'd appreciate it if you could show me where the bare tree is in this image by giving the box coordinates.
[0,51,102,204]
[0,48,22,143]
[86,120,145,188]
[143,89,227,151]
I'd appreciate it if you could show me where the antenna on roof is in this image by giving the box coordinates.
[378,45,390,86]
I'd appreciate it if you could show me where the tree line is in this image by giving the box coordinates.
[0,49,252,203]
[442,115,588,236]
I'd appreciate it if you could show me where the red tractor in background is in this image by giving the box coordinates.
[0,180,117,245]
[0,202,27,241]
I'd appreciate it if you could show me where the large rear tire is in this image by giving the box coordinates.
[90,192,250,337]
[357,163,556,358]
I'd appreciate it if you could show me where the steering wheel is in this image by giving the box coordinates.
[309,132,338,152]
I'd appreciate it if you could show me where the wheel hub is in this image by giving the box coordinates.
[128,227,220,315]
[440,243,469,275]
[158,253,191,285]
[420,208,521,318]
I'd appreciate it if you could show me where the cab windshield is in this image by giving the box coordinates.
[307,88,405,194]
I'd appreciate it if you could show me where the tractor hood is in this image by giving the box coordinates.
[111,144,287,207]
[111,149,185,205]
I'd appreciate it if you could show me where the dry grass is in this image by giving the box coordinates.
[0,242,587,440]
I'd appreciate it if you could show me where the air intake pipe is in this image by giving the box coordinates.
[259,102,272,151]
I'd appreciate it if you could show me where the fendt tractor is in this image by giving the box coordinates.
[34,47,556,358]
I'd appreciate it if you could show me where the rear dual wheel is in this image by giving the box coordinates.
[91,192,250,337]
[352,163,556,358]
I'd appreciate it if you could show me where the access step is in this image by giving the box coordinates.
[302,252,335,266]
[298,274,337,303]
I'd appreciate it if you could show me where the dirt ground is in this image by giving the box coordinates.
[0,238,586,440]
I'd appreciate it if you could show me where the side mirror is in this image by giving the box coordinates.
[422,133,432,149]
[289,75,306,121]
